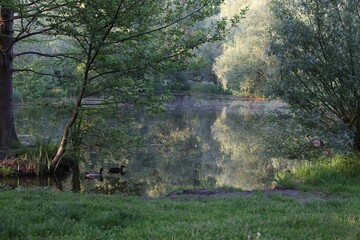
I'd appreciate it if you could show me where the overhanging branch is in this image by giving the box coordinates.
[14,51,83,62]
[13,68,71,78]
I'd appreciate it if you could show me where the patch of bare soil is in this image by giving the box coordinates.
[168,188,329,201]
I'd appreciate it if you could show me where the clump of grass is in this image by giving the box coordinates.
[10,138,59,176]
[28,139,57,173]
[0,183,14,191]
[294,155,360,184]
[278,154,360,194]
[0,167,14,177]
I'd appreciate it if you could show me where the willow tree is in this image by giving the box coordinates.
[213,0,273,97]
[269,0,360,151]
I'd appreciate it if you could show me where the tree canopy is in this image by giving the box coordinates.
[0,0,245,164]
[213,0,274,97]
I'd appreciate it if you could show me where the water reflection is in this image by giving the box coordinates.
[4,95,287,197]
[2,175,69,191]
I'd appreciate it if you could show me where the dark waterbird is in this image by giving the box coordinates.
[108,165,126,175]
[85,168,103,178]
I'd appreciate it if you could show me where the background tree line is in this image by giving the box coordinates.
[214,0,360,153]
[149,0,360,153]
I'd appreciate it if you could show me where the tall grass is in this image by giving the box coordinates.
[280,154,360,194]
[295,155,360,183]
[10,139,58,176]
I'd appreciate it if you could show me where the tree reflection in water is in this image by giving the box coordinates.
[9,95,290,197]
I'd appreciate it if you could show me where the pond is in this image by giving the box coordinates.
[2,94,291,197]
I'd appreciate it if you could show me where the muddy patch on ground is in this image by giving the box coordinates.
[168,188,329,201]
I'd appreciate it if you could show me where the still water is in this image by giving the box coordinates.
[5,94,289,197]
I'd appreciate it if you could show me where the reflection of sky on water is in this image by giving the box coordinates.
[8,96,288,197]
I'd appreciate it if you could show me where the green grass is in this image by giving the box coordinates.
[280,154,360,196]
[1,154,360,239]
[0,187,360,239]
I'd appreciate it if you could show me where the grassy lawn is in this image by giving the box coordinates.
[0,188,359,239]
[1,155,360,239]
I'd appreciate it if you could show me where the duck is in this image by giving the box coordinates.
[85,168,103,178]
[108,165,126,175]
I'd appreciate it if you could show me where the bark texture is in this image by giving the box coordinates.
[354,120,360,152]
[0,7,18,148]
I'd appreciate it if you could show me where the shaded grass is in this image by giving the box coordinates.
[281,154,360,196]
[0,188,360,239]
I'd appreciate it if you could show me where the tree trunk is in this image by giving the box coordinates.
[51,110,79,166]
[51,44,94,167]
[354,120,360,152]
[0,7,18,148]
[51,65,89,167]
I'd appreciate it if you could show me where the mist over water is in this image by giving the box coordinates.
[6,95,288,197]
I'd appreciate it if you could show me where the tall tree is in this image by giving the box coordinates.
[213,0,273,97]
[0,5,17,148]
[1,1,244,163]
[269,0,360,151]
[50,0,244,166]
[0,1,66,148]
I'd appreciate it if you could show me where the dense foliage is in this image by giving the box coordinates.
[0,0,246,163]
[214,0,275,97]
[3,0,360,162]
[268,0,360,151]
[11,0,244,103]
